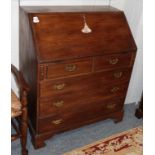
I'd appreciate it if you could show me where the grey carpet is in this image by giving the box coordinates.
[11,103,143,155]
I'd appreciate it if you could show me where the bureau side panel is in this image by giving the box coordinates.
[19,8,38,132]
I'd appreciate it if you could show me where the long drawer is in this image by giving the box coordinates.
[39,82,128,117]
[39,68,132,97]
[38,98,124,133]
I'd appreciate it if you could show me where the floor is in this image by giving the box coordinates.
[11,103,143,155]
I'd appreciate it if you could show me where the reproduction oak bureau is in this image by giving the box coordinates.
[19,6,137,149]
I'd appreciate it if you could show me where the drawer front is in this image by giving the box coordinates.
[94,52,135,71]
[38,98,124,133]
[39,68,131,97]
[46,58,92,79]
[39,82,128,117]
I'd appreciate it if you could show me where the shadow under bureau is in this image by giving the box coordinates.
[19,6,137,149]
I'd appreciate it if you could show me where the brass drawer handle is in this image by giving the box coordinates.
[110,87,120,93]
[114,72,123,78]
[52,119,63,125]
[53,100,64,108]
[107,104,116,109]
[54,83,66,90]
[109,58,119,65]
[65,64,77,72]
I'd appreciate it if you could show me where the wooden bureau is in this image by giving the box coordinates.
[19,6,137,149]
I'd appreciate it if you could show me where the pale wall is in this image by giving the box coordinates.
[111,0,143,104]
[11,0,19,95]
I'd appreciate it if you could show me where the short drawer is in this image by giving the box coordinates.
[38,98,124,133]
[94,52,135,71]
[39,68,131,97]
[45,58,92,79]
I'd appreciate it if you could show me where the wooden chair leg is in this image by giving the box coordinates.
[21,91,28,155]
[21,118,28,155]
[11,119,21,141]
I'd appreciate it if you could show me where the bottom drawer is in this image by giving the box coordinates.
[38,98,124,133]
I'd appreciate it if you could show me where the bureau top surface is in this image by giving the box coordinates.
[28,7,137,63]
[23,6,120,13]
